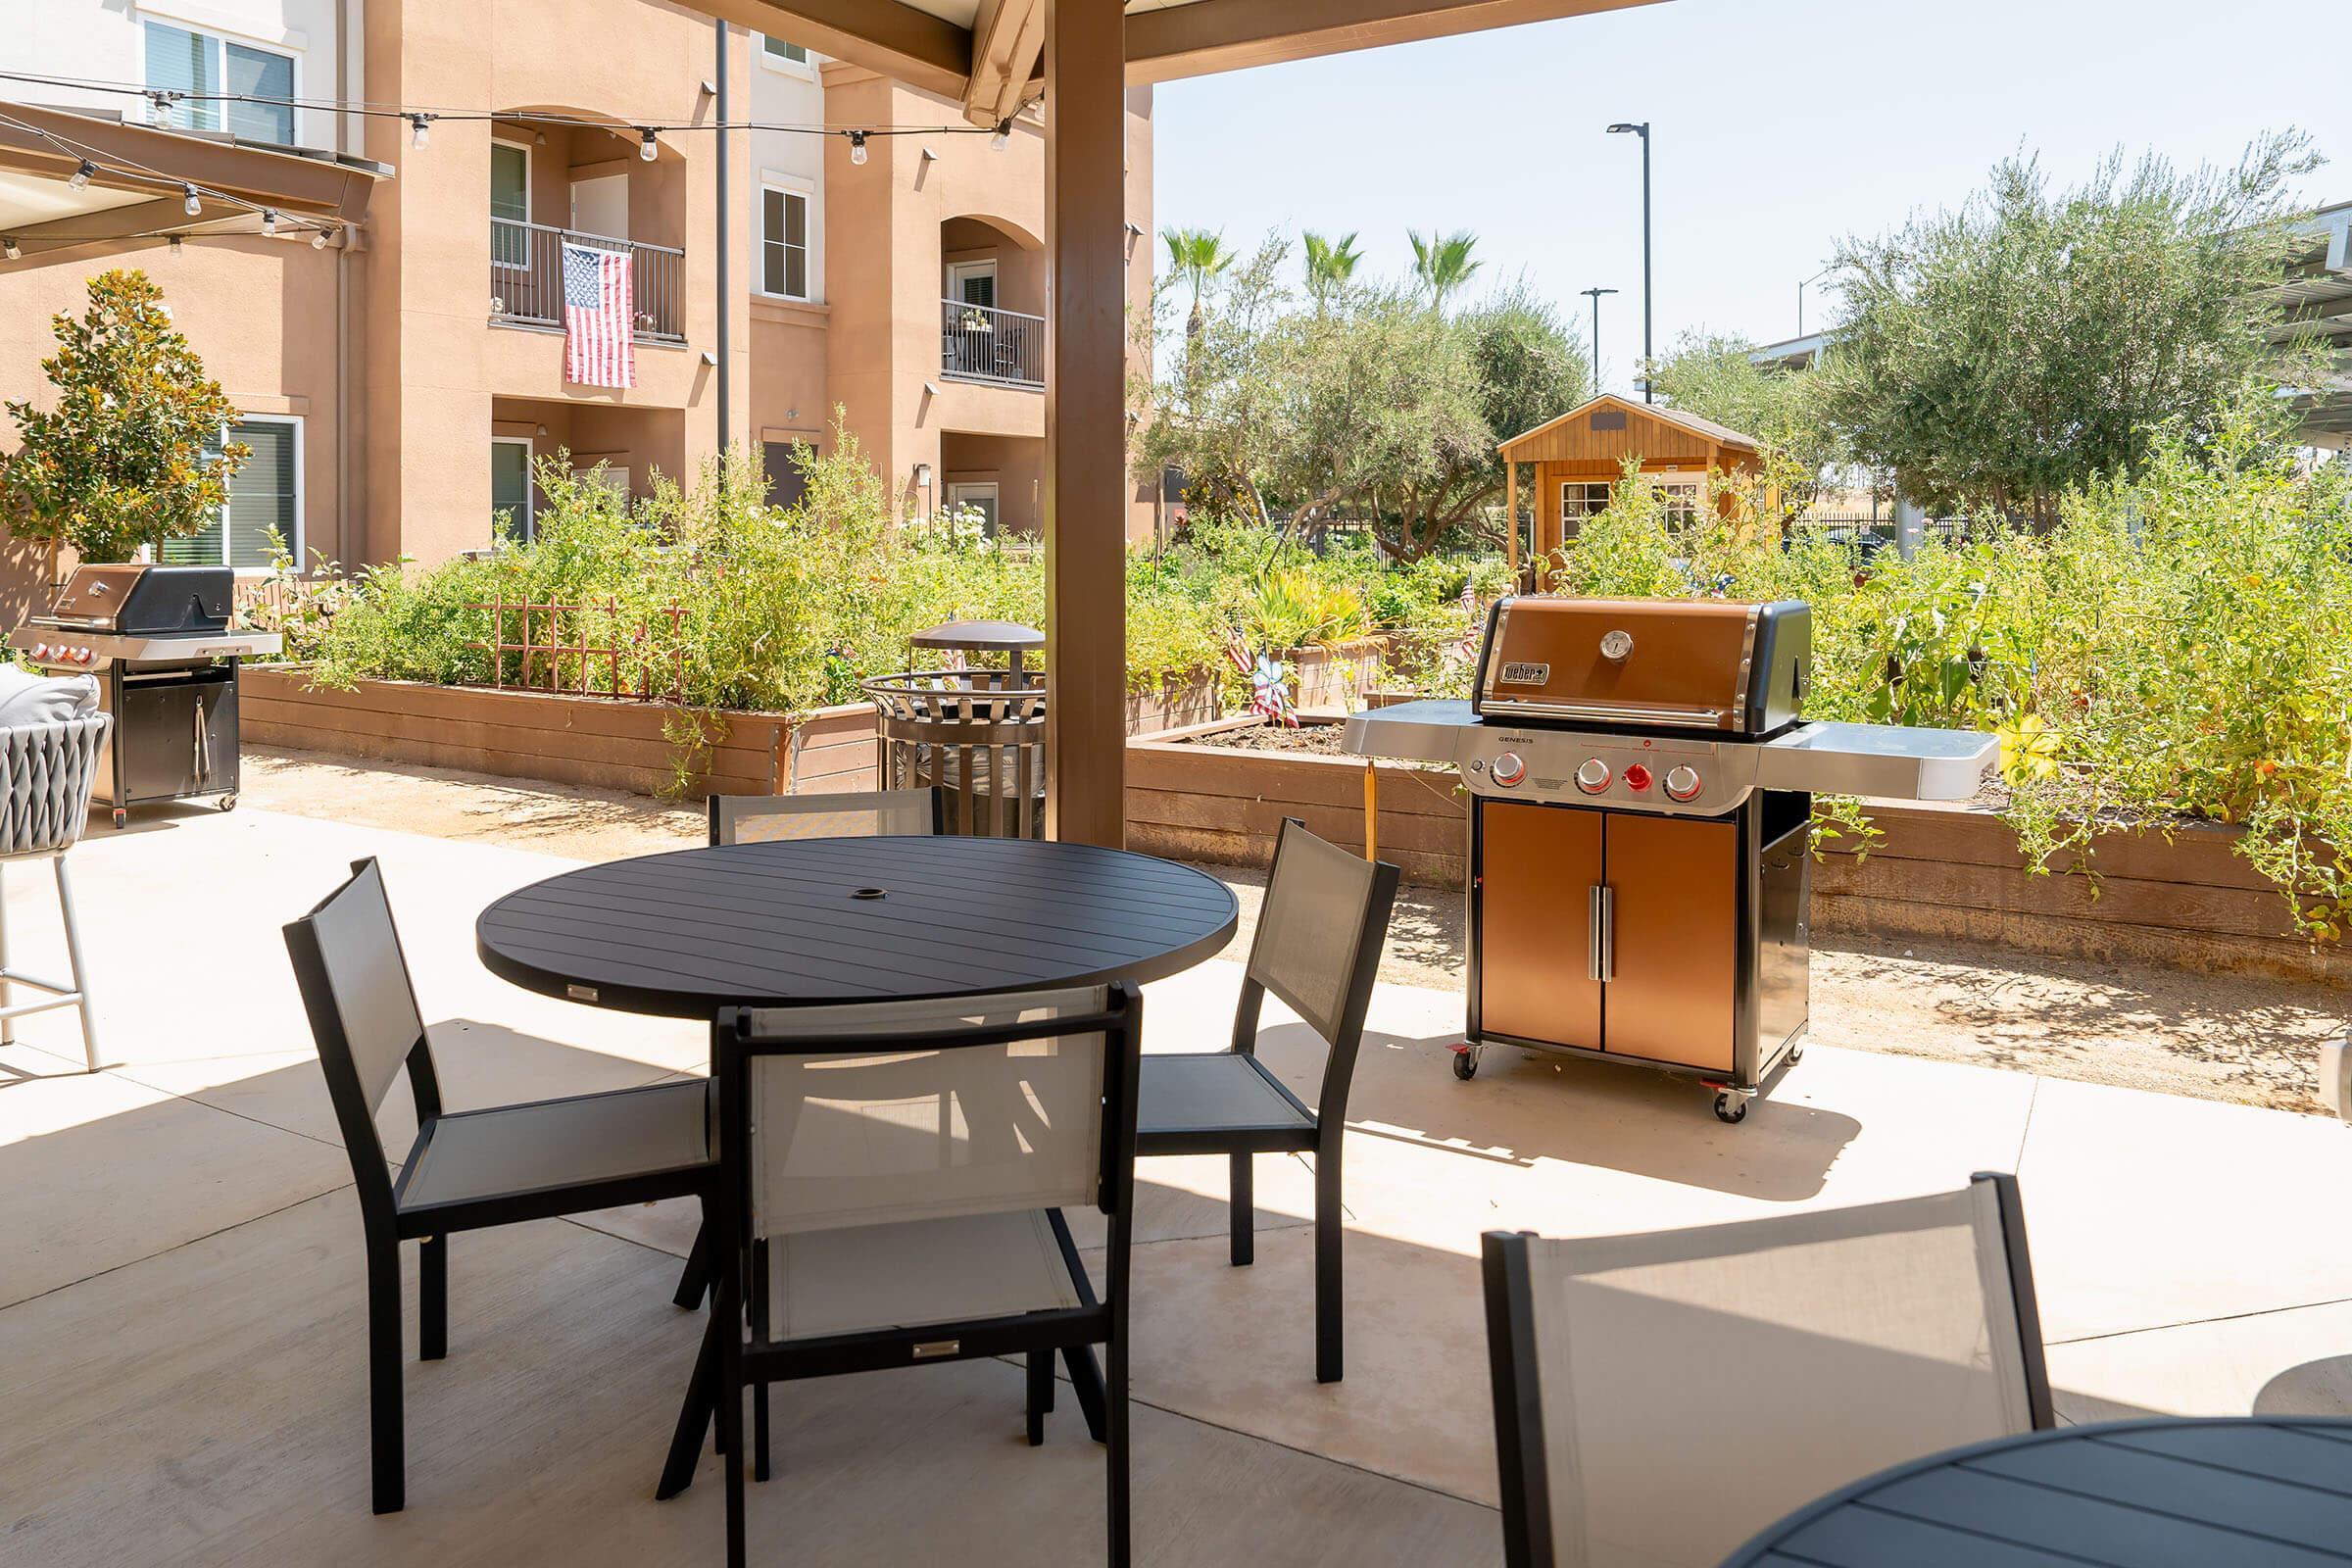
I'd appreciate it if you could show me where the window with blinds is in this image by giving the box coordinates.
[761,35,809,64]
[761,187,809,298]
[166,419,299,570]
[144,22,295,144]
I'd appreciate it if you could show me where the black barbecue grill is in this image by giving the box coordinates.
[9,564,281,827]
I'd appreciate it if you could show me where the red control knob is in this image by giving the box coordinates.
[1623,763,1653,792]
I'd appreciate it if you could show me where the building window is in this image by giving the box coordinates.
[491,437,534,541]
[760,184,809,299]
[143,21,296,144]
[490,140,531,268]
[947,259,997,311]
[1657,481,1702,526]
[947,481,1000,536]
[1560,481,1611,527]
[760,34,810,67]
[164,416,299,570]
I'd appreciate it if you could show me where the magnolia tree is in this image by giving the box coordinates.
[1817,132,2322,527]
[1,270,246,563]
[1134,233,1587,561]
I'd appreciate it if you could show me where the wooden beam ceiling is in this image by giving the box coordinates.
[963,0,1048,127]
[672,0,973,99]
[0,103,384,220]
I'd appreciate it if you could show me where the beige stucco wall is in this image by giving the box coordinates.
[0,234,347,613]
[361,0,748,565]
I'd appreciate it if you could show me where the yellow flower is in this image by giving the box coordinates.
[1997,712,2060,783]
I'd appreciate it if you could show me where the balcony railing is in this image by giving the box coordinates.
[940,299,1045,389]
[490,219,686,344]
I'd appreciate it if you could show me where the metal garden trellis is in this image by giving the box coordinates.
[465,595,688,700]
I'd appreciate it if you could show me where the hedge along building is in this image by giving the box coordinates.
[1498,393,1765,574]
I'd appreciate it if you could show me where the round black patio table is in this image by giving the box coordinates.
[475,834,1240,1016]
[1718,1416,2352,1566]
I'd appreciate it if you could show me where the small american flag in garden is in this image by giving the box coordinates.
[562,242,635,388]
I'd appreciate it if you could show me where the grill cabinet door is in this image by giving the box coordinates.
[1476,801,1602,1051]
[1600,813,1737,1071]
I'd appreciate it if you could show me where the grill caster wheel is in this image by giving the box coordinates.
[1714,1092,1748,1125]
[110,808,126,829]
[217,794,237,812]
[1786,1042,1805,1065]
[1451,1047,1479,1081]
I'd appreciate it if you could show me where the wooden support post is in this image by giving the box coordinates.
[1042,0,1129,847]
[1363,759,1378,864]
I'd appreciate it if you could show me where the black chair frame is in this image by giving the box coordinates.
[1479,1169,2056,1568]
[284,858,719,1515]
[1136,819,1399,1384]
[658,983,1144,1568]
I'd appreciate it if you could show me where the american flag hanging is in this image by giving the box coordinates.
[562,242,635,388]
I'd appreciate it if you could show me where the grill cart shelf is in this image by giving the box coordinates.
[1346,597,1996,1123]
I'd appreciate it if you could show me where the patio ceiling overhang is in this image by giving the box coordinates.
[0,102,389,260]
[667,0,1664,846]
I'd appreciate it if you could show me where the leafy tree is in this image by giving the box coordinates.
[1649,331,1841,512]
[1407,227,1483,309]
[1818,132,2321,526]
[2,270,247,563]
[1160,226,1234,343]
[1301,229,1363,305]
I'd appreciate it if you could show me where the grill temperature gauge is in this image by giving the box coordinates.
[1574,759,1610,795]
[1491,752,1526,787]
[1664,765,1703,802]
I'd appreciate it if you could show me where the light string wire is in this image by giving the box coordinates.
[0,106,342,249]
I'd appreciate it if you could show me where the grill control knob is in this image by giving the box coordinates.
[1491,752,1527,788]
[1664,765,1703,802]
[1574,758,1610,795]
[29,644,45,661]
[1623,763,1653,792]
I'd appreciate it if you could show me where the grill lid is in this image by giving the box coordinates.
[1472,596,1810,736]
[39,564,232,635]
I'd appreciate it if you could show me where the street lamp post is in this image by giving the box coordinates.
[1798,267,1833,337]
[1580,286,1618,398]
[1606,121,1652,402]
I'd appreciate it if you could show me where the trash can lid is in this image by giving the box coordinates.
[910,618,1045,652]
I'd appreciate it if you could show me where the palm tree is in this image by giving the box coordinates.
[1161,226,1233,341]
[1301,229,1364,306]
[1407,227,1484,310]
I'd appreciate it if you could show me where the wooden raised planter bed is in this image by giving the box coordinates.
[242,667,877,799]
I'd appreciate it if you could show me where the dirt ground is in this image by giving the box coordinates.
[243,745,2347,1115]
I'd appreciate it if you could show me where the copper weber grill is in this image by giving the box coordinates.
[8,564,281,827]
[1346,596,1996,1122]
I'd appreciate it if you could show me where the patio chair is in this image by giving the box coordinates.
[707,786,942,846]
[0,704,110,1071]
[283,858,719,1516]
[1481,1171,2054,1568]
[659,983,1143,1568]
[1135,817,1399,1384]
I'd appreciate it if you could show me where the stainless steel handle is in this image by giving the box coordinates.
[1597,886,1614,981]
[1487,699,1729,728]
[1588,884,1603,980]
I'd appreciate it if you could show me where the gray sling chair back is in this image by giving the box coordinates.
[707,786,943,846]
[1134,817,1400,1384]
[658,983,1143,1568]
[1482,1171,2054,1568]
[283,858,719,1515]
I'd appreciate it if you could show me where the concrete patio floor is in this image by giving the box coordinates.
[8,800,2352,1566]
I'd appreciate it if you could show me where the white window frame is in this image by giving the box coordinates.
[758,33,815,77]
[758,174,814,302]
[946,258,999,308]
[946,480,1001,535]
[138,14,302,145]
[490,136,535,274]
[1560,480,1610,527]
[491,435,535,541]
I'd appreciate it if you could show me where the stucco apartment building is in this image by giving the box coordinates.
[0,0,1154,614]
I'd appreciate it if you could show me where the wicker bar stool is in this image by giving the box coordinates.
[0,712,113,1071]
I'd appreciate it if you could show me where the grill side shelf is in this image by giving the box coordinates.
[1753,721,1996,801]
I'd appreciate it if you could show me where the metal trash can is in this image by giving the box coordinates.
[864,620,1047,838]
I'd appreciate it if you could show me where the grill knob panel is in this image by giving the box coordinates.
[1664,764,1703,802]
[1574,758,1610,795]
[1491,752,1527,788]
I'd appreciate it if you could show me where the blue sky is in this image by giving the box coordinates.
[1151,0,2350,393]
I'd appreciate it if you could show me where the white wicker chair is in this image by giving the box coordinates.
[0,713,112,1072]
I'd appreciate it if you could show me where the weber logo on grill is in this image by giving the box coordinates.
[1500,662,1550,685]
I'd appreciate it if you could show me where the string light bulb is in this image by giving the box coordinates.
[848,129,868,166]
[410,114,431,150]
[3,239,19,262]
[312,228,328,250]
[181,183,201,218]
[991,120,1010,152]
[68,159,95,191]
[261,209,277,237]
[638,127,658,162]
[148,92,172,127]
